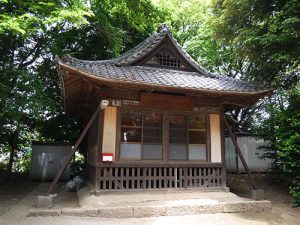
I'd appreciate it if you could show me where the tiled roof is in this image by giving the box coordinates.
[58,24,271,95]
[59,55,269,94]
[112,24,215,77]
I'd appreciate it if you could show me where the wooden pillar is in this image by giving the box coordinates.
[210,114,222,163]
[101,107,117,157]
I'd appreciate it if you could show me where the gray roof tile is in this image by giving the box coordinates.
[59,56,269,94]
[58,24,270,95]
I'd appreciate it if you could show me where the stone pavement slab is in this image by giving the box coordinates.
[28,186,271,218]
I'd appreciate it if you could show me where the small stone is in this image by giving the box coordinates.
[251,189,265,200]
[37,196,54,208]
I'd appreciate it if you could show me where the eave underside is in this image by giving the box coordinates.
[61,69,271,121]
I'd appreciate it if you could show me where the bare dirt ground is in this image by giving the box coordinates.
[0,173,39,216]
[227,173,300,224]
[0,173,78,216]
[0,173,299,225]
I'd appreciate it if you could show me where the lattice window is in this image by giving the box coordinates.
[146,48,186,69]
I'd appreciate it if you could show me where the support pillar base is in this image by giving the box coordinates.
[251,189,264,200]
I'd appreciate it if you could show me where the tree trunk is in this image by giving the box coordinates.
[5,128,19,181]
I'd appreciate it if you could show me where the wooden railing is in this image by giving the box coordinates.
[95,164,226,191]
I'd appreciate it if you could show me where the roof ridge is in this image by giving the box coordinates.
[110,23,222,79]
[61,54,113,64]
[165,32,218,78]
[112,30,167,65]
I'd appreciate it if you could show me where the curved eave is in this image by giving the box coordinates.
[59,61,272,98]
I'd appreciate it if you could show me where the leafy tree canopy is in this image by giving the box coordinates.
[0,0,165,177]
[210,0,300,88]
[0,0,92,36]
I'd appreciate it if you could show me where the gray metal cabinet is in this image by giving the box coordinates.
[30,143,71,180]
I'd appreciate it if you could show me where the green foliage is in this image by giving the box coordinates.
[0,0,93,36]
[0,0,165,175]
[210,0,300,88]
[255,87,300,206]
[70,152,85,178]
[13,148,32,172]
[275,89,300,206]
[290,179,300,207]
[153,0,209,45]
[38,115,81,143]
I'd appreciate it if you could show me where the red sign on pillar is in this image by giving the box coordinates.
[102,153,114,162]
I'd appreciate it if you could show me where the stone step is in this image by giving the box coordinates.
[28,200,271,218]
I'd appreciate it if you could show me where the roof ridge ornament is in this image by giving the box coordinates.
[157,23,170,33]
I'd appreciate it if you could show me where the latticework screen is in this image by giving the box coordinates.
[146,48,186,69]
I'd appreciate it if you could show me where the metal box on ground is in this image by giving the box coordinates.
[30,142,72,181]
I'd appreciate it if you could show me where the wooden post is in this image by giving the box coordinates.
[234,135,240,174]
[46,106,100,195]
[223,115,256,190]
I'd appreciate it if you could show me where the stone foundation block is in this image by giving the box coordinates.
[99,207,134,218]
[222,202,248,213]
[200,204,223,214]
[37,195,54,208]
[28,209,61,217]
[62,208,97,217]
[251,189,265,200]
[247,201,272,212]
[133,206,166,218]
[165,205,193,216]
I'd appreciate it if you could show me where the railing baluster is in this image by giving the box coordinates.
[137,168,140,189]
[142,168,146,189]
[179,168,182,188]
[158,168,162,188]
[125,168,129,189]
[103,168,107,190]
[148,168,151,189]
[174,167,178,188]
[95,165,225,191]
[162,168,166,188]
[132,167,136,189]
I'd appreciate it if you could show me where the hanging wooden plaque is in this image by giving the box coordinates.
[141,93,194,111]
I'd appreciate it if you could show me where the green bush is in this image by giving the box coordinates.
[290,177,300,207]
[70,152,85,178]
[275,90,300,206]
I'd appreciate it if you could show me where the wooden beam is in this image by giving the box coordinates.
[223,115,257,190]
[141,93,194,111]
[46,105,100,195]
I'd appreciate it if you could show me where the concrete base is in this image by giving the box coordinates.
[28,200,272,218]
[36,195,55,208]
[251,189,264,200]
[28,186,271,217]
